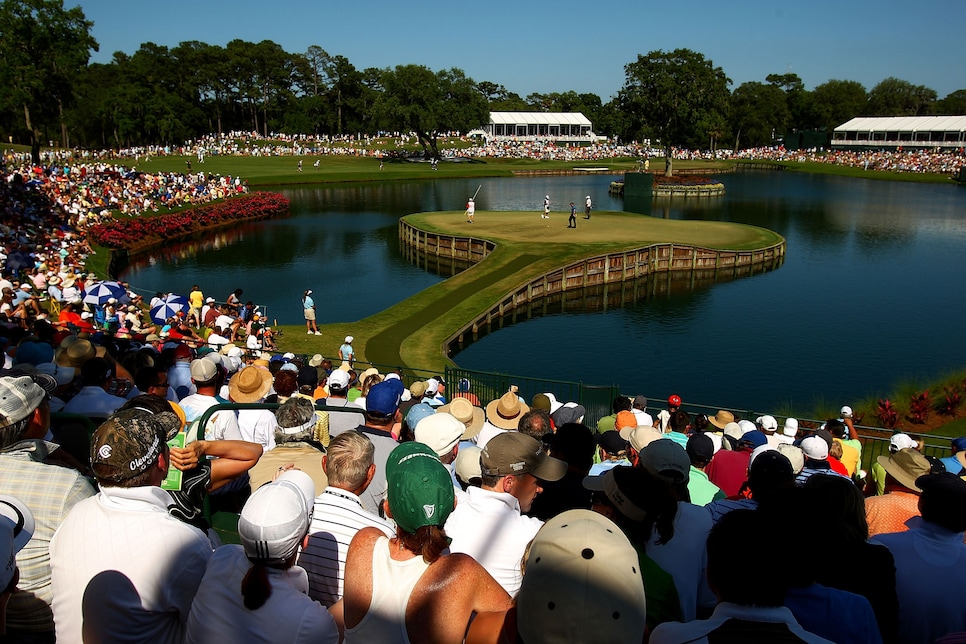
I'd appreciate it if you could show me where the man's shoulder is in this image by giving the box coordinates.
[357,426,397,445]
[313,490,393,532]
[0,445,93,485]
[452,489,537,527]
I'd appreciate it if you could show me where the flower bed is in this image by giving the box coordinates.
[88,192,289,250]
[653,174,718,186]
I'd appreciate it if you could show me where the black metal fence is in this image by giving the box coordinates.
[444,366,620,427]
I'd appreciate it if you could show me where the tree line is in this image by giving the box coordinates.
[1,0,964,162]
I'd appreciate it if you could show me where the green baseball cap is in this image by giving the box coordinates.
[386,442,455,535]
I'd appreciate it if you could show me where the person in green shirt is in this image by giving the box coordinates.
[686,433,726,506]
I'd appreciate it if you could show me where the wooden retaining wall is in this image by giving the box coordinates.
[398,221,497,263]
[399,220,786,350]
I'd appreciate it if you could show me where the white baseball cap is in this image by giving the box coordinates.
[414,413,464,458]
[237,470,314,564]
[889,433,918,452]
[758,415,778,432]
[801,435,829,460]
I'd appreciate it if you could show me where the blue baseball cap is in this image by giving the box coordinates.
[406,403,435,430]
[740,430,768,450]
[366,379,404,417]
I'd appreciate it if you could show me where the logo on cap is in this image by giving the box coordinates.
[423,504,436,520]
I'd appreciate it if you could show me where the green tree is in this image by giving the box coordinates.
[372,64,488,158]
[811,79,867,130]
[477,81,527,111]
[730,81,790,149]
[619,48,731,175]
[936,90,966,115]
[325,55,366,134]
[767,72,817,131]
[865,77,937,116]
[301,45,330,97]
[0,0,97,160]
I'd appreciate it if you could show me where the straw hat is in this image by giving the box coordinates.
[485,391,530,430]
[439,397,485,440]
[229,366,274,403]
[708,410,736,429]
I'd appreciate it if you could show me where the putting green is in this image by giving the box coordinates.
[324,209,783,372]
[409,209,775,249]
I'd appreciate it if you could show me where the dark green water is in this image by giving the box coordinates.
[122,172,966,411]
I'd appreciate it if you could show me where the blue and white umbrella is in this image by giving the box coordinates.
[149,293,190,324]
[81,280,129,306]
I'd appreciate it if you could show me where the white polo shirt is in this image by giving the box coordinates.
[50,485,212,644]
[444,486,543,597]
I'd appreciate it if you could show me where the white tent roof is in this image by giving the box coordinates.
[489,112,591,126]
[835,116,966,132]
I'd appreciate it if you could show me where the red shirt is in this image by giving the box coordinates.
[705,449,752,498]
[828,457,849,477]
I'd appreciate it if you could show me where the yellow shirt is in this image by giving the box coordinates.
[833,437,860,476]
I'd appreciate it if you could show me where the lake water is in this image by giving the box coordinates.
[121,172,966,411]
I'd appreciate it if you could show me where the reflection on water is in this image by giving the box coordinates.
[447,258,785,353]
[123,172,966,411]
[123,222,274,273]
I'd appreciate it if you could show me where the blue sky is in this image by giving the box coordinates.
[76,0,964,101]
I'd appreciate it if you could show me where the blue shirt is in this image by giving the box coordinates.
[785,584,882,644]
[303,295,315,310]
[939,455,963,474]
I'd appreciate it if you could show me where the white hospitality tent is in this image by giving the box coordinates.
[832,116,966,149]
[483,112,595,142]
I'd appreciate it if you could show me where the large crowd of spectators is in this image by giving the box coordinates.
[7,129,964,178]
[0,156,248,224]
[1,318,965,642]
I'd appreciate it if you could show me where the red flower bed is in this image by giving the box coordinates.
[653,175,718,186]
[89,192,289,250]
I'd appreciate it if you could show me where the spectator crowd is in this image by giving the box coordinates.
[9,129,963,178]
[2,297,966,643]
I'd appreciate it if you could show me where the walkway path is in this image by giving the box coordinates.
[365,250,540,370]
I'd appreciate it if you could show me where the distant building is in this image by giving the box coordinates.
[478,112,596,143]
[832,116,966,150]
